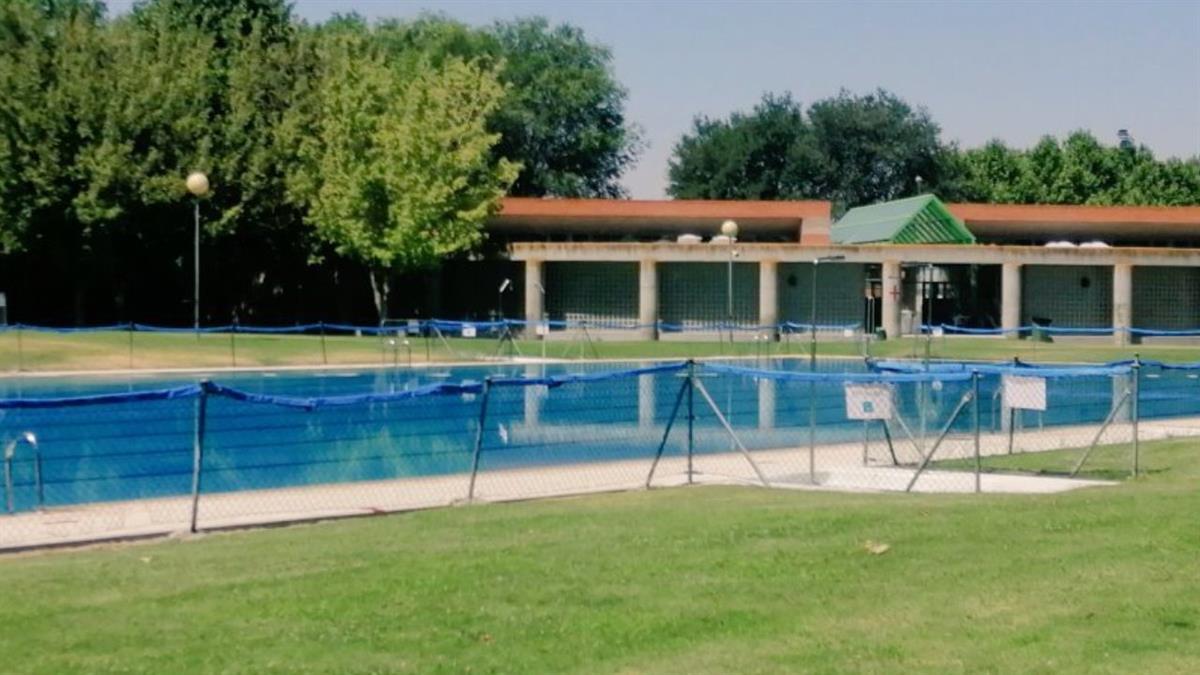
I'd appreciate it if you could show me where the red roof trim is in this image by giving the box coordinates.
[498,197,831,220]
[947,203,1200,225]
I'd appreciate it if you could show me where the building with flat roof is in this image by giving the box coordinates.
[482,195,1200,344]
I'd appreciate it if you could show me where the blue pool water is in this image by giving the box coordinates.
[0,359,1194,513]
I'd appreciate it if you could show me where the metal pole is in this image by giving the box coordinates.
[3,455,11,514]
[1132,356,1141,478]
[810,260,818,368]
[189,384,209,533]
[319,322,328,366]
[880,419,899,465]
[808,261,819,482]
[193,200,200,334]
[687,361,695,484]
[808,379,816,482]
[645,376,691,488]
[1070,388,1130,477]
[727,242,734,347]
[34,451,43,511]
[1007,407,1016,454]
[467,378,492,501]
[973,371,981,493]
[861,420,869,466]
[692,376,771,487]
[904,389,973,492]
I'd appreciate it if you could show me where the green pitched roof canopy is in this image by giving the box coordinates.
[830,194,976,245]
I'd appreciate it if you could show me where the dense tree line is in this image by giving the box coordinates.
[0,0,638,323]
[4,2,1197,326]
[669,90,1200,214]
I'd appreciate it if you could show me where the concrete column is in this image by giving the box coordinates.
[1001,262,1022,339]
[882,260,902,340]
[638,259,658,340]
[759,260,779,338]
[638,373,656,429]
[1113,263,1133,346]
[523,259,544,338]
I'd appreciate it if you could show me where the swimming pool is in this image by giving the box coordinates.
[0,358,1189,517]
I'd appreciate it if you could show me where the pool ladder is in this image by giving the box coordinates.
[4,432,42,514]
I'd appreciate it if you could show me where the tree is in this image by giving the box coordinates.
[668,93,808,200]
[287,25,517,319]
[955,132,1200,206]
[372,15,640,197]
[488,18,639,197]
[667,89,951,213]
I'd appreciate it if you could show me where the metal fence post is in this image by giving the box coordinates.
[687,360,695,484]
[189,383,210,533]
[645,373,690,489]
[1132,355,1141,478]
[319,321,328,366]
[467,378,492,501]
[972,370,981,493]
[808,379,817,482]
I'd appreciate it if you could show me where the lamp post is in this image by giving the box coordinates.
[807,254,845,484]
[720,220,739,346]
[186,172,210,332]
[809,255,846,368]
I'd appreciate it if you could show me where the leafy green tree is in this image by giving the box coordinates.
[955,131,1200,206]
[0,0,109,255]
[488,18,639,197]
[802,90,949,209]
[372,15,640,197]
[668,90,951,212]
[287,25,517,318]
[669,93,808,200]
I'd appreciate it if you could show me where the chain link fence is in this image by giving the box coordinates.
[2,357,1190,550]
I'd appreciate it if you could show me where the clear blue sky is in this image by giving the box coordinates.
[109,0,1200,198]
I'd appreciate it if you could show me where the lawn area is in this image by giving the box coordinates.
[4,327,1200,372]
[938,441,1144,482]
[1,439,1198,673]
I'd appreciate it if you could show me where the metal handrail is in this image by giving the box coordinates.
[4,432,42,514]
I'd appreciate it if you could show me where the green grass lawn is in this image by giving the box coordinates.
[1,438,1199,673]
[938,441,1145,482]
[4,327,1200,372]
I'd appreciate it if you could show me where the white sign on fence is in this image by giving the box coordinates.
[461,324,477,338]
[844,383,894,420]
[535,323,550,336]
[1003,374,1047,411]
[932,326,945,337]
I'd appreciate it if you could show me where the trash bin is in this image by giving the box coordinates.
[900,309,914,335]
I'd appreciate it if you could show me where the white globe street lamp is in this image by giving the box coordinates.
[186,172,209,332]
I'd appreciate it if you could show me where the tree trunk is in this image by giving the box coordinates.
[368,267,390,322]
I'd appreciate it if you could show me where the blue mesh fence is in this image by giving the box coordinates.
[0,357,1178,550]
[9,318,1200,374]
